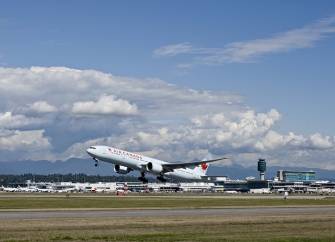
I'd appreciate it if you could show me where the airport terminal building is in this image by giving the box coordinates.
[277,170,316,182]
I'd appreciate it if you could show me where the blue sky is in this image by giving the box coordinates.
[1,1,335,169]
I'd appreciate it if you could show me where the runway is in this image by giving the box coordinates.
[1,207,335,220]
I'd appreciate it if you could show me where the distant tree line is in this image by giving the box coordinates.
[0,173,158,187]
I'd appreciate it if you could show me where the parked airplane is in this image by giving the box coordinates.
[225,190,238,194]
[36,185,55,193]
[18,185,38,192]
[90,187,112,193]
[87,146,227,183]
[53,185,76,193]
[1,185,18,192]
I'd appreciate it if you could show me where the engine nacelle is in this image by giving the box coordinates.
[114,165,131,174]
[146,162,163,174]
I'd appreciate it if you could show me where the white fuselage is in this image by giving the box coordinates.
[18,186,37,192]
[2,186,18,192]
[87,146,204,181]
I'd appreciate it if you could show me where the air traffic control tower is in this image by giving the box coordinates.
[258,158,266,180]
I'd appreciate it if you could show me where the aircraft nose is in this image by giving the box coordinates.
[86,147,97,157]
[86,149,92,156]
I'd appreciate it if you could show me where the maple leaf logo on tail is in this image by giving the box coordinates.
[193,153,212,176]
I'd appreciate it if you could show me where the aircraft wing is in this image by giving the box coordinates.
[161,157,227,172]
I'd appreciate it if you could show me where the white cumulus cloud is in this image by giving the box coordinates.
[0,111,48,129]
[13,101,58,117]
[71,94,139,116]
[28,101,58,114]
[0,130,52,152]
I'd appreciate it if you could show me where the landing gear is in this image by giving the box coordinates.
[93,158,99,167]
[138,172,148,183]
[157,176,166,182]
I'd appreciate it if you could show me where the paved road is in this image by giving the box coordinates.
[1,207,335,220]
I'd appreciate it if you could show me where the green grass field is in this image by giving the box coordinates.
[1,194,335,241]
[0,194,334,210]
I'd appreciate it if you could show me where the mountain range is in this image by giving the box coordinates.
[0,158,334,181]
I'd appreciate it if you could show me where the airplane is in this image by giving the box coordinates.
[86,146,227,183]
[225,190,238,194]
[36,185,55,193]
[1,185,18,192]
[37,188,55,193]
[17,185,38,192]
[53,185,76,193]
[91,187,112,193]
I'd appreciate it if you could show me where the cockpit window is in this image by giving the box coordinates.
[89,147,96,149]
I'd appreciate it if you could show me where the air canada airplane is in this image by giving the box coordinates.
[87,146,227,183]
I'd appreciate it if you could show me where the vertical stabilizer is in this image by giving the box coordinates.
[193,153,212,175]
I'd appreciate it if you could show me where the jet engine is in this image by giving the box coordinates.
[114,165,131,174]
[146,162,163,174]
